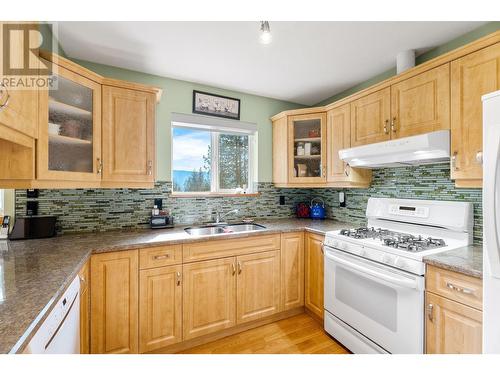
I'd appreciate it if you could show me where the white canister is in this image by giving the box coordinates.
[304,142,311,155]
[296,142,305,156]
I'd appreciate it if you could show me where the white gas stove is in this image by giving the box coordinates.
[324,197,473,275]
[323,197,473,354]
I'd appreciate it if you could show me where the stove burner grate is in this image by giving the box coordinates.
[339,227,447,252]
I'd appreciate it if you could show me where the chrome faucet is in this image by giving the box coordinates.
[215,208,239,224]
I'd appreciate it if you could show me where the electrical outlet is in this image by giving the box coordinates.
[154,198,163,210]
[339,192,346,207]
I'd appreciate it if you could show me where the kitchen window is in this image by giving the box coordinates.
[171,113,257,195]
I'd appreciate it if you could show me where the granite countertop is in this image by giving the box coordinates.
[0,218,352,354]
[423,245,483,279]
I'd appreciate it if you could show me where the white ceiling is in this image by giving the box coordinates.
[57,21,486,105]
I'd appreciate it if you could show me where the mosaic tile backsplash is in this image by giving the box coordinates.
[15,164,482,243]
[314,163,483,243]
[15,183,312,234]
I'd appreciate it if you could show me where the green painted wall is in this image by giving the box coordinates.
[315,22,500,106]
[72,59,301,182]
[39,22,66,57]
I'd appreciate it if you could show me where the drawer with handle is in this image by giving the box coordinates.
[426,265,482,310]
[139,244,182,269]
[182,234,280,262]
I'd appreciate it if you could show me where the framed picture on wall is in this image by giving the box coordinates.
[192,90,241,120]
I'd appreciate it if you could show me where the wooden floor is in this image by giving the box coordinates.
[179,313,350,354]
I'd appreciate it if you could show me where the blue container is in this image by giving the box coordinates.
[310,198,326,219]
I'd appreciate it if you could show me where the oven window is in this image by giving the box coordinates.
[335,266,398,332]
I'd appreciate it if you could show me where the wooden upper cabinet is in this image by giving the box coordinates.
[391,64,450,138]
[350,87,391,146]
[139,265,182,353]
[183,258,237,340]
[0,85,38,143]
[305,232,324,320]
[281,232,304,311]
[0,138,35,183]
[102,85,156,185]
[327,105,371,187]
[37,60,102,182]
[451,43,500,187]
[236,250,281,324]
[272,116,288,185]
[425,292,482,354]
[0,22,39,142]
[90,250,139,354]
[327,105,350,181]
[288,113,327,184]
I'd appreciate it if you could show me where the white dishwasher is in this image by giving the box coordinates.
[24,275,80,354]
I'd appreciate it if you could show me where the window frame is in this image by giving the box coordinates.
[171,125,256,195]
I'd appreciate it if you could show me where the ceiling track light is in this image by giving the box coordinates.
[259,21,272,44]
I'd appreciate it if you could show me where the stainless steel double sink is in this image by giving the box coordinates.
[184,223,266,236]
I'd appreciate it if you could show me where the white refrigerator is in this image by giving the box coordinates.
[483,90,500,353]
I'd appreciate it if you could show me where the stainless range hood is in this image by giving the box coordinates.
[339,130,450,168]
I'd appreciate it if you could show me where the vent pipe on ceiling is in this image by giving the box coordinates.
[396,50,415,74]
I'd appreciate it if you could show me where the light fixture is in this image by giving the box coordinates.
[259,21,272,44]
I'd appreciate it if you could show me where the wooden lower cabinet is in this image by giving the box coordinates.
[90,250,139,354]
[79,261,90,354]
[305,232,324,320]
[182,258,237,340]
[86,233,325,353]
[236,250,281,324]
[425,292,482,354]
[281,232,305,310]
[139,265,182,353]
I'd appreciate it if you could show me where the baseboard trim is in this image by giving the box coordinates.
[304,307,324,325]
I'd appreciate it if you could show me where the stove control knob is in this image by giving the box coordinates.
[332,240,339,248]
[341,242,348,250]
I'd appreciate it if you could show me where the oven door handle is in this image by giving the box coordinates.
[325,251,421,290]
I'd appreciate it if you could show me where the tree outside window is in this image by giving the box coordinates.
[172,126,254,194]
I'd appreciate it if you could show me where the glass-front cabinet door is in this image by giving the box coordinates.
[288,113,327,184]
[37,61,102,182]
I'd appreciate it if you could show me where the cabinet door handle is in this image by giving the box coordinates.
[0,82,10,112]
[451,152,459,171]
[154,254,170,260]
[383,120,389,134]
[391,117,397,133]
[427,303,434,322]
[476,151,483,165]
[147,160,153,175]
[446,282,475,295]
[176,272,181,286]
[320,242,324,254]
[79,275,86,284]
[238,261,242,274]
[232,263,236,275]
[344,163,350,177]
[97,158,103,174]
